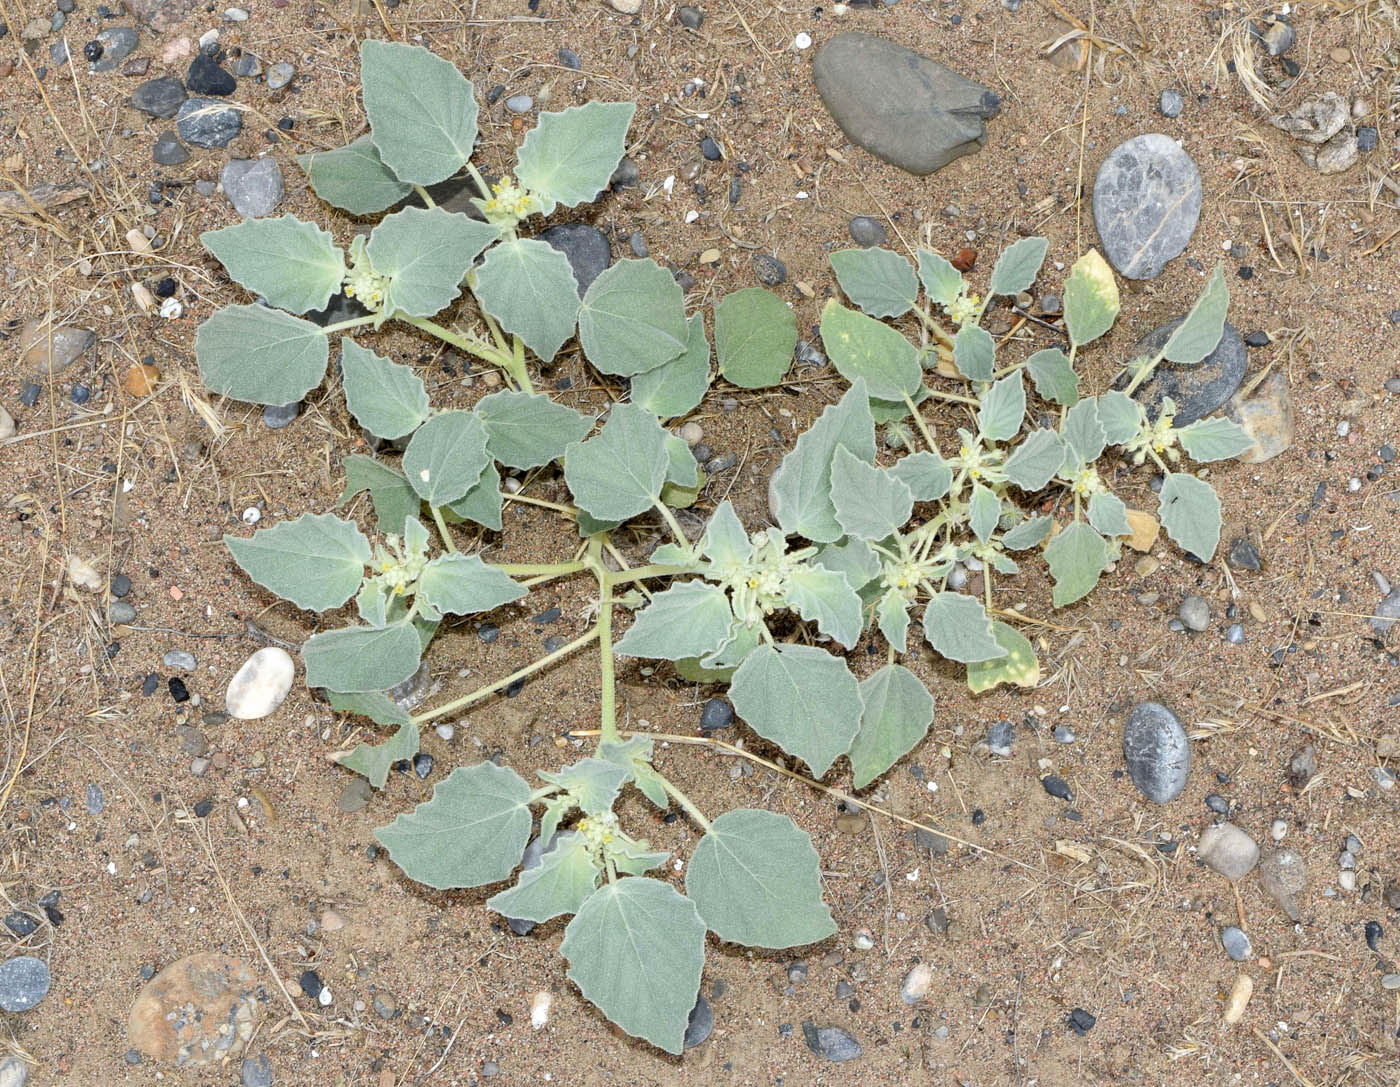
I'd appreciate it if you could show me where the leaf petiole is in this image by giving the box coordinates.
[430,505,458,553]
[652,770,713,833]
[320,315,381,335]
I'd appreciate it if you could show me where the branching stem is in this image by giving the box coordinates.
[653,770,713,833]
[401,315,534,393]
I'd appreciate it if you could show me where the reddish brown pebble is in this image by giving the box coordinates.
[0,60,14,78]
[952,247,977,272]
[124,362,160,397]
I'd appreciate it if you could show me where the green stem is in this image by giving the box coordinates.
[587,536,620,746]
[465,162,492,199]
[983,563,993,611]
[1122,348,1166,397]
[609,562,694,584]
[501,492,577,516]
[413,184,437,209]
[430,506,458,554]
[320,315,380,335]
[652,499,691,550]
[927,388,981,407]
[902,392,938,452]
[913,305,954,348]
[493,561,588,577]
[653,771,714,833]
[401,315,532,392]
[410,625,600,724]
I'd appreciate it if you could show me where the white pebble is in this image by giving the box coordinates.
[159,297,183,319]
[852,928,874,950]
[1338,869,1357,891]
[530,990,552,1029]
[242,506,261,525]
[198,28,220,49]
[318,985,333,1006]
[900,963,933,1004]
[435,723,455,741]
[1270,819,1287,841]
[223,6,248,19]
[225,647,295,721]
[793,31,812,49]
[679,421,704,446]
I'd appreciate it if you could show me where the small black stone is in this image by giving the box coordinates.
[752,253,786,286]
[299,970,323,999]
[1041,775,1073,801]
[505,678,524,698]
[677,5,703,29]
[728,176,741,204]
[153,277,176,298]
[610,157,639,189]
[83,40,104,62]
[277,116,294,131]
[1068,1008,1096,1035]
[141,673,159,696]
[19,383,41,407]
[43,904,64,926]
[1227,538,1261,572]
[1243,330,1270,347]
[412,752,433,780]
[557,48,581,70]
[4,912,38,938]
[1237,265,1253,280]
[700,136,722,161]
[1365,920,1383,951]
[71,383,90,405]
[478,623,500,643]
[532,606,562,624]
[971,808,985,826]
[699,698,733,731]
[486,84,504,104]
[168,677,190,702]
[193,799,213,818]
[1204,793,1230,815]
[187,53,236,96]
[1357,126,1379,153]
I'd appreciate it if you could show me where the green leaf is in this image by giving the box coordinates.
[715,287,796,388]
[476,389,591,470]
[304,621,422,693]
[224,512,369,612]
[988,236,1049,296]
[813,537,881,592]
[1061,397,1105,465]
[599,736,668,809]
[297,135,413,216]
[1176,417,1256,462]
[327,689,412,728]
[367,206,499,318]
[731,644,862,777]
[614,581,733,660]
[632,313,710,419]
[539,757,630,817]
[473,238,580,362]
[850,663,934,788]
[876,589,911,653]
[1026,347,1079,407]
[339,338,430,440]
[978,373,1026,442]
[687,809,836,947]
[1063,248,1119,348]
[965,621,1039,693]
[515,101,636,213]
[561,877,705,1055]
[487,833,601,923]
[1002,513,1053,550]
[579,259,689,376]
[1088,491,1132,537]
[402,410,490,506]
[830,445,914,541]
[819,300,921,401]
[563,401,668,521]
[888,450,952,502]
[1096,390,1143,444]
[417,554,525,615]
[952,324,995,382]
[699,500,751,569]
[339,722,420,789]
[969,483,1001,543]
[768,381,875,543]
[376,761,533,888]
[443,463,503,532]
[829,247,918,318]
[663,433,700,490]
[361,40,479,187]
[197,304,329,406]
[784,564,863,647]
[922,592,1006,663]
[1159,262,1228,365]
[613,841,672,876]
[1004,429,1064,491]
[1158,472,1221,560]
[201,216,344,315]
[870,384,930,424]
[916,249,963,306]
[340,454,420,535]
[1044,521,1109,606]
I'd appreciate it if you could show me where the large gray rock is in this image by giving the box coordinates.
[1092,133,1201,279]
[131,76,187,119]
[1122,701,1189,803]
[538,223,611,295]
[221,158,284,218]
[813,32,1000,176]
[177,97,242,148]
[1117,319,1246,426]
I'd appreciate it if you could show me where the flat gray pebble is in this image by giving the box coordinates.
[683,994,713,1048]
[92,26,138,72]
[1123,701,1190,803]
[266,61,294,90]
[752,253,786,286]
[85,783,105,815]
[152,130,189,165]
[263,401,300,429]
[163,650,197,671]
[1158,89,1184,118]
[131,76,188,119]
[177,97,242,148]
[222,158,284,218]
[803,1021,861,1062]
[505,94,533,114]
[538,223,611,295]
[0,957,50,1012]
[848,215,886,247]
[109,601,137,625]
[1178,595,1209,632]
[1092,133,1201,279]
[0,1056,28,1087]
[241,1054,272,1087]
[985,719,1014,756]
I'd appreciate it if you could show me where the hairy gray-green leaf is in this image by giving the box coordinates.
[476,389,591,470]
[539,757,630,817]
[687,809,836,947]
[1087,491,1132,537]
[201,216,344,315]
[877,589,911,653]
[368,206,499,318]
[699,500,751,570]
[784,564,863,647]
[632,313,710,419]
[578,259,689,376]
[402,410,490,506]
[850,663,934,789]
[515,101,636,213]
[820,300,921,401]
[965,621,1039,693]
[340,454,419,535]
[978,373,1026,442]
[224,512,369,611]
[1062,397,1105,465]
[889,450,952,502]
[1158,472,1221,560]
[1063,249,1119,348]
[813,537,881,592]
[417,554,525,615]
[443,463,503,532]
[197,304,329,406]
[715,287,796,388]
[339,722,420,788]
[988,236,1048,296]
[599,736,668,809]
[473,237,580,362]
[1026,347,1079,407]
[969,483,1001,543]
[922,592,1006,663]
[614,581,733,660]
[563,401,668,522]
[361,40,478,187]
[829,247,918,318]
[1004,429,1064,491]
[1159,262,1228,365]
[327,689,412,728]
[487,833,600,923]
[561,877,705,1055]
[730,644,863,777]
[1001,513,1053,550]
[304,621,421,693]
[830,445,914,541]
[916,248,963,306]
[1096,389,1143,445]
[298,135,412,216]
[1176,417,1255,462]
[870,384,930,424]
[1044,521,1109,606]
[340,338,430,440]
[768,381,875,543]
[376,761,533,888]
[953,323,995,382]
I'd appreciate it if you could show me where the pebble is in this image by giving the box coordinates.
[1227,372,1293,463]
[1041,775,1072,801]
[683,994,713,1048]
[1287,744,1316,786]
[1227,538,1261,571]
[1067,1008,1097,1036]
[899,963,933,1004]
[802,1021,861,1062]
[1357,126,1378,153]
[1092,133,1202,279]
[700,135,722,161]
[1053,724,1076,744]
[608,0,642,11]
[985,719,1014,756]
[152,130,189,165]
[610,157,639,188]
[225,647,294,720]
[1383,974,1400,991]
[262,401,300,429]
[0,957,50,1012]
[1198,822,1259,881]
[814,33,999,176]
[538,223,611,295]
[4,914,37,939]
[18,385,41,409]
[266,61,294,90]
[1222,974,1253,1024]
[91,26,138,71]
[0,407,14,439]
[848,216,886,247]
[0,1057,27,1087]
[337,779,372,812]
[1369,588,1400,637]
[1158,89,1184,118]
[109,601,137,625]
[1122,702,1190,803]
[753,253,786,286]
[187,53,235,95]
[177,97,242,148]
[131,75,189,118]
[1220,926,1251,960]
[20,320,95,374]
[232,54,260,78]
[241,1054,272,1087]
[1178,595,1209,632]
[222,158,284,218]
[1225,623,1245,644]
[1119,319,1246,426]
[1254,18,1295,56]
[700,697,734,731]
[504,94,533,114]
[677,5,703,29]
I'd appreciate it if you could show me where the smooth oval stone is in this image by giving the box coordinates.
[1227,371,1293,463]
[163,649,197,671]
[1092,133,1202,279]
[266,61,295,90]
[0,957,50,1012]
[1198,822,1259,881]
[262,401,300,429]
[538,223,610,295]
[225,647,294,720]
[813,32,1000,176]
[849,215,887,247]
[1117,319,1246,426]
[1220,925,1251,960]
[1122,701,1189,803]
[802,1020,861,1062]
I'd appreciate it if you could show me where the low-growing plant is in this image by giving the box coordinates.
[195,40,1254,1054]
